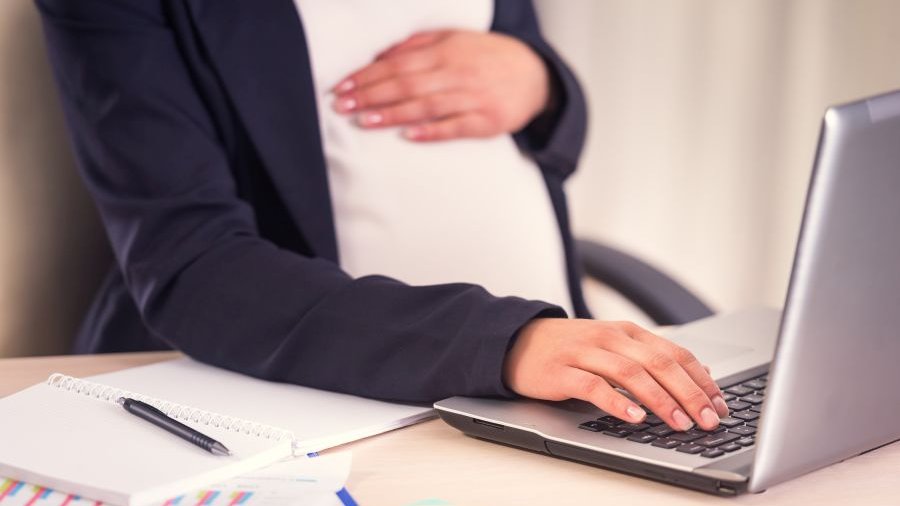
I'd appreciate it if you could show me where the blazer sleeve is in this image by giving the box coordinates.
[492,0,588,180]
[36,0,565,403]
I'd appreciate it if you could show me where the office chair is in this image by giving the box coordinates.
[576,239,714,326]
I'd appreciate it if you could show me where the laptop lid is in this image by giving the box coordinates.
[749,90,900,492]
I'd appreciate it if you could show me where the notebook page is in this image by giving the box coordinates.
[88,359,435,453]
[0,383,293,506]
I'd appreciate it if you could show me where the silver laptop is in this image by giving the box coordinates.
[434,89,900,496]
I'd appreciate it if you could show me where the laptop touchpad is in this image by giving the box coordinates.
[667,336,754,365]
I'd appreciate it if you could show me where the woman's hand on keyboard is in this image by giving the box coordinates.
[503,318,730,431]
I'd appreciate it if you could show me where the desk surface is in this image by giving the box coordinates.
[2,352,898,506]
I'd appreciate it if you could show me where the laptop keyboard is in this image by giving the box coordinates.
[578,374,766,459]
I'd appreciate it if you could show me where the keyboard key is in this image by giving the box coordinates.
[669,430,706,443]
[729,425,756,436]
[747,420,759,428]
[578,421,608,432]
[733,410,760,421]
[725,385,754,396]
[695,432,741,448]
[598,416,622,425]
[698,425,726,434]
[626,432,657,444]
[701,449,725,458]
[618,423,650,432]
[750,404,764,413]
[741,394,765,405]
[644,414,665,426]
[722,393,737,402]
[651,438,682,449]
[648,425,675,437]
[720,442,742,452]
[603,428,633,438]
[676,444,704,454]
[743,379,767,390]
[726,400,752,411]
[718,416,744,428]
[737,436,755,447]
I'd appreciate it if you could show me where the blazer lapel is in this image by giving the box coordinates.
[184,0,338,261]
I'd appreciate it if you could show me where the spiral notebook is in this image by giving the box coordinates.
[0,359,434,506]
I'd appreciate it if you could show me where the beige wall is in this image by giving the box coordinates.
[3,1,900,356]
[537,0,900,323]
[0,1,111,357]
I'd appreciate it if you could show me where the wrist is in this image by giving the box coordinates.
[502,317,552,395]
[519,54,563,148]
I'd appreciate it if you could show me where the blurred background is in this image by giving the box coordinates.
[2,0,900,356]
[536,0,900,324]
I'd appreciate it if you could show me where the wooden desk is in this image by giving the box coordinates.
[2,353,898,505]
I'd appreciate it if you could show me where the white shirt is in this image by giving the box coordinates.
[294,0,574,315]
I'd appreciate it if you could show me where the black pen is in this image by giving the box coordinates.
[117,397,231,456]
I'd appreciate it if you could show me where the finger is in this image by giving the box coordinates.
[403,113,497,141]
[375,30,451,60]
[560,368,646,424]
[334,70,458,113]
[356,91,479,128]
[606,326,720,429]
[333,49,439,94]
[631,329,728,417]
[575,348,696,431]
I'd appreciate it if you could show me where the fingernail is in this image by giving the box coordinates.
[712,395,729,417]
[334,97,357,113]
[403,126,425,140]
[672,409,693,431]
[700,406,720,428]
[358,112,383,127]
[626,405,646,423]
[334,79,355,93]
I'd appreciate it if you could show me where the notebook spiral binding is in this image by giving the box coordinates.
[47,373,295,444]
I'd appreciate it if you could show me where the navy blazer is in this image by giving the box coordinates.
[37,0,588,402]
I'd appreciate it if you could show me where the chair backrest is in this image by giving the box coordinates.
[0,0,111,357]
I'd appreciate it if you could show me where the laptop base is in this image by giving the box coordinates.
[436,408,750,496]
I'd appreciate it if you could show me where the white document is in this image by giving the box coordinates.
[0,358,431,506]
[88,358,435,454]
[0,452,354,506]
[191,452,353,506]
[0,383,293,506]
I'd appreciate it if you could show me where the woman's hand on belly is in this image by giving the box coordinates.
[330,30,550,142]
[503,319,733,432]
